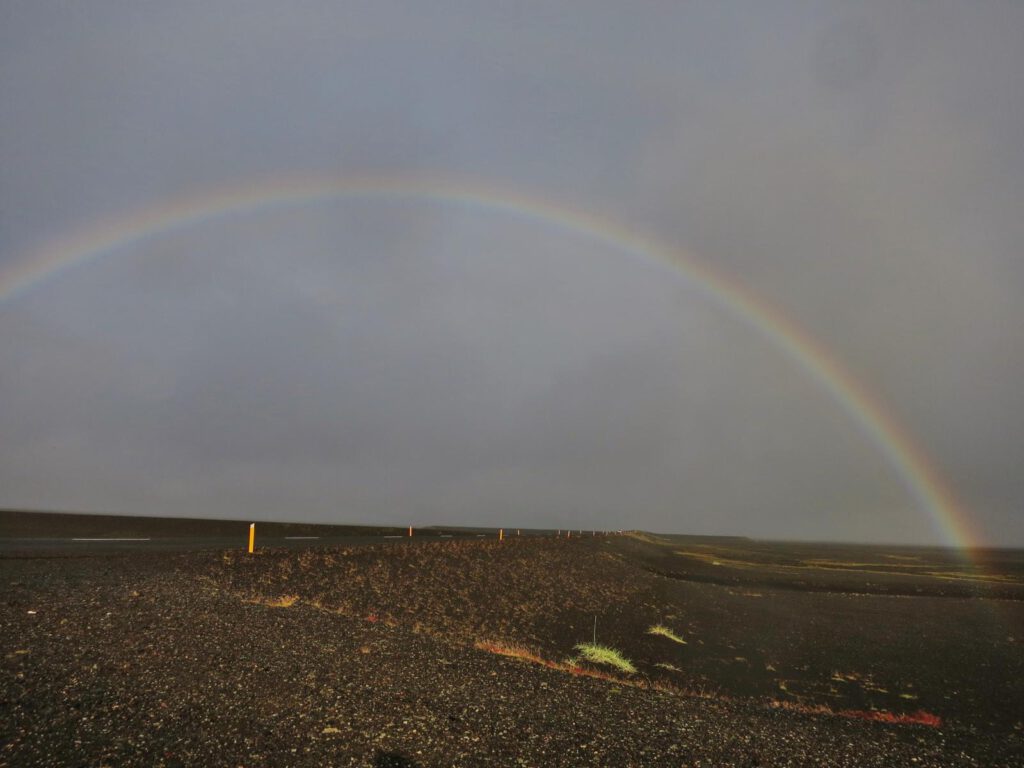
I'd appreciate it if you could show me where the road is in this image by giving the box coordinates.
[0,516,567,556]
[0,534,482,554]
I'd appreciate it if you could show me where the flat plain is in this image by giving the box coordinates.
[2,512,1023,766]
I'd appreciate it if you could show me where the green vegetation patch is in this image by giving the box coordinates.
[573,643,637,674]
[647,624,686,644]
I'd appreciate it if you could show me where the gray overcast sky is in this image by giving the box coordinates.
[1,2,1022,545]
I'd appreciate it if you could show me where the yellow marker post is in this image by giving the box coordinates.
[248,523,255,554]
[499,528,504,541]
[408,525,413,537]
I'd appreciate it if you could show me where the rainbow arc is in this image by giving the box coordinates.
[0,173,975,548]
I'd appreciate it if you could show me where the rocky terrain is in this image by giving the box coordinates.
[2,523,1023,766]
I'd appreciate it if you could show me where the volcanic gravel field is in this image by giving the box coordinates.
[2,527,1023,766]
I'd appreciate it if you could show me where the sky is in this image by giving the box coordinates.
[1,2,1022,545]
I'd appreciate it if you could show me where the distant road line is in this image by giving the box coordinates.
[2,529,549,554]
[71,538,151,542]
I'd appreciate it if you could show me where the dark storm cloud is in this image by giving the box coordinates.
[1,2,1021,544]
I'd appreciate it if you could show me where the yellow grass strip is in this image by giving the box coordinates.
[647,624,686,644]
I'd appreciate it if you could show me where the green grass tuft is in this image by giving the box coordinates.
[647,624,686,644]
[573,643,637,674]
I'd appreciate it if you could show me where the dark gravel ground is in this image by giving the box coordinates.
[205,535,1024,734]
[2,539,1022,766]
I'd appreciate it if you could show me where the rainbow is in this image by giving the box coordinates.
[0,172,976,548]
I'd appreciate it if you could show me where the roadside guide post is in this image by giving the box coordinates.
[248,523,255,554]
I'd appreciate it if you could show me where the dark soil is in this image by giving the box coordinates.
[2,530,1022,766]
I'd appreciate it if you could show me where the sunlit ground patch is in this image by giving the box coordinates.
[245,594,300,608]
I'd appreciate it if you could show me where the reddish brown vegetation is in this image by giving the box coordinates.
[475,639,943,729]
[770,700,942,728]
